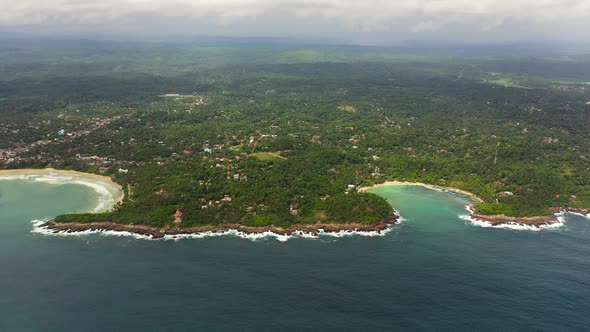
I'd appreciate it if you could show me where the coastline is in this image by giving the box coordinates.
[551,207,590,216]
[7,171,588,238]
[5,167,401,240]
[0,168,124,208]
[359,181,484,202]
[37,215,400,240]
[472,208,589,227]
[471,213,559,227]
[360,180,589,229]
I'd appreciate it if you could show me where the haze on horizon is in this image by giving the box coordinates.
[0,0,589,46]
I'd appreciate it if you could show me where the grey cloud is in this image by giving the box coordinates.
[0,0,588,44]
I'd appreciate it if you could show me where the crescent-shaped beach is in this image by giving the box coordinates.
[0,168,124,213]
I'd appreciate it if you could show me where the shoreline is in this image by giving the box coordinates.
[360,181,590,229]
[471,213,559,227]
[6,167,403,240]
[0,168,124,207]
[7,171,588,237]
[461,205,568,231]
[464,205,590,230]
[359,181,484,202]
[37,215,400,240]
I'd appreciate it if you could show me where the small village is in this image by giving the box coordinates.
[1,115,120,165]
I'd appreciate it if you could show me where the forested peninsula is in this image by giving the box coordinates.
[1,42,590,234]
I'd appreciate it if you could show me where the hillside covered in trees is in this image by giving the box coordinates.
[1,41,589,227]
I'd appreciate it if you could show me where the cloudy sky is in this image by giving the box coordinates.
[0,0,589,45]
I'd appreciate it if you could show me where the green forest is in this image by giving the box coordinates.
[1,41,589,227]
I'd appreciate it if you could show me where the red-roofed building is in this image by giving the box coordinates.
[174,209,183,223]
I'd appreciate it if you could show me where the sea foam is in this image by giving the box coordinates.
[31,219,155,240]
[30,219,401,242]
[459,205,566,231]
[19,171,400,242]
[0,172,121,213]
[566,211,590,219]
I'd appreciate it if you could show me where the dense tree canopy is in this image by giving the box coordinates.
[2,42,589,225]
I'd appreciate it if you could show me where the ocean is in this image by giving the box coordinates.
[1,179,589,331]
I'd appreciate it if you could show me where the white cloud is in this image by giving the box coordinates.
[0,0,588,44]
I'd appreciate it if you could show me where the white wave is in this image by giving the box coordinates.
[161,226,395,241]
[565,211,590,219]
[0,172,121,213]
[459,205,565,231]
[30,219,398,242]
[71,180,116,213]
[136,226,395,242]
[31,219,154,240]
[164,230,294,242]
[460,215,565,231]
[0,173,75,183]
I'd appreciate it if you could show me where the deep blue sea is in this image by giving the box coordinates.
[1,180,590,331]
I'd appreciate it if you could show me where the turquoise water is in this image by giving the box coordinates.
[1,181,590,331]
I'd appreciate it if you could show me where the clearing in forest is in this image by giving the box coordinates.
[481,77,529,89]
[338,105,357,112]
[250,152,288,161]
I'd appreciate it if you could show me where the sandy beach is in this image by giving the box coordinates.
[0,168,124,209]
[359,181,573,228]
[3,168,399,237]
[359,181,484,202]
[6,172,581,235]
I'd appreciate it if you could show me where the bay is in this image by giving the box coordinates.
[1,180,589,331]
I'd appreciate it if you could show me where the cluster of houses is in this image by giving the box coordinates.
[159,94,206,107]
[0,140,52,164]
[558,85,586,93]
[199,195,233,210]
[0,115,120,166]
[0,148,22,164]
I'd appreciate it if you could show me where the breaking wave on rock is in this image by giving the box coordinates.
[459,205,566,231]
[566,211,590,219]
[31,219,153,240]
[16,171,403,242]
[30,217,405,242]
